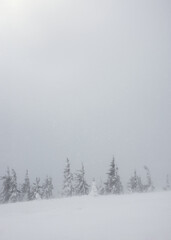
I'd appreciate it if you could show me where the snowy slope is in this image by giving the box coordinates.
[0,192,171,240]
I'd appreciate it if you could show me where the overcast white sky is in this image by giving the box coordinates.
[0,0,170,192]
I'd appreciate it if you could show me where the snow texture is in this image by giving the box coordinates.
[0,191,171,240]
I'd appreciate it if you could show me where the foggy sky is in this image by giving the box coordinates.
[0,0,170,192]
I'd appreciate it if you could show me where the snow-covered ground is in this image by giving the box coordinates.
[0,191,171,240]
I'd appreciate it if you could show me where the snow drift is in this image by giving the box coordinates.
[0,191,171,240]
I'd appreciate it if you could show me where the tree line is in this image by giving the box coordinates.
[0,169,53,203]
[0,157,170,204]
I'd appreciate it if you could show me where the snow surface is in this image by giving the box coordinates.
[0,191,171,240]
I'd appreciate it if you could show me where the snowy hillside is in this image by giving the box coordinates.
[0,192,171,240]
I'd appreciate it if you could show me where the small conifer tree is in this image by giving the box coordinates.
[89,179,98,196]
[62,158,73,197]
[9,169,19,203]
[0,168,12,203]
[143,166,154,192]
[128,170,143,193]
[30,178,42,200]
[21,170,31,201]
[164,175,170,191]
[105,157,123,194]
[42,176,53,199]
[98,179,105,195]
[74,164,89,196]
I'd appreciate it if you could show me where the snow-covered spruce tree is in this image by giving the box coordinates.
[98,179,105,195]
[114,167,123,194]
[164,175,170,191]
[42,176,53,199]
[104,158,116,194]
[9,169,20,203]
[143,166,154,192]
[89,179,98,196]
[127,170,143,193]
[74,164,89,196]
[0,168,20,203]
[21,170,31,201]
[62,158,73,197]
[104,157,123,194]
[0,168,12,203]
[30,178,42,200]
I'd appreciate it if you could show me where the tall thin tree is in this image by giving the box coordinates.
[21,170,31,201]
[62,158,73,197]
[0,168,12,203]
[9,169,19,203]
[105,157,123,194]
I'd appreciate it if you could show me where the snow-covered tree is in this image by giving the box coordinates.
[30,178,42,200]
[89,179,98,196]
[9,169,19,203]
[21,170,31,201]
[143,166,154,192]
[105,157,123,194]
[0,168,12,203]
[105,158,116,194]
[164,175,170,191]
[114,167,123,194]
[128,170,143,193]
[62,158,73,197]
[42,176,53,199]
[98,179,105,195]
[0,168,20,203]
[74,164,89,196]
